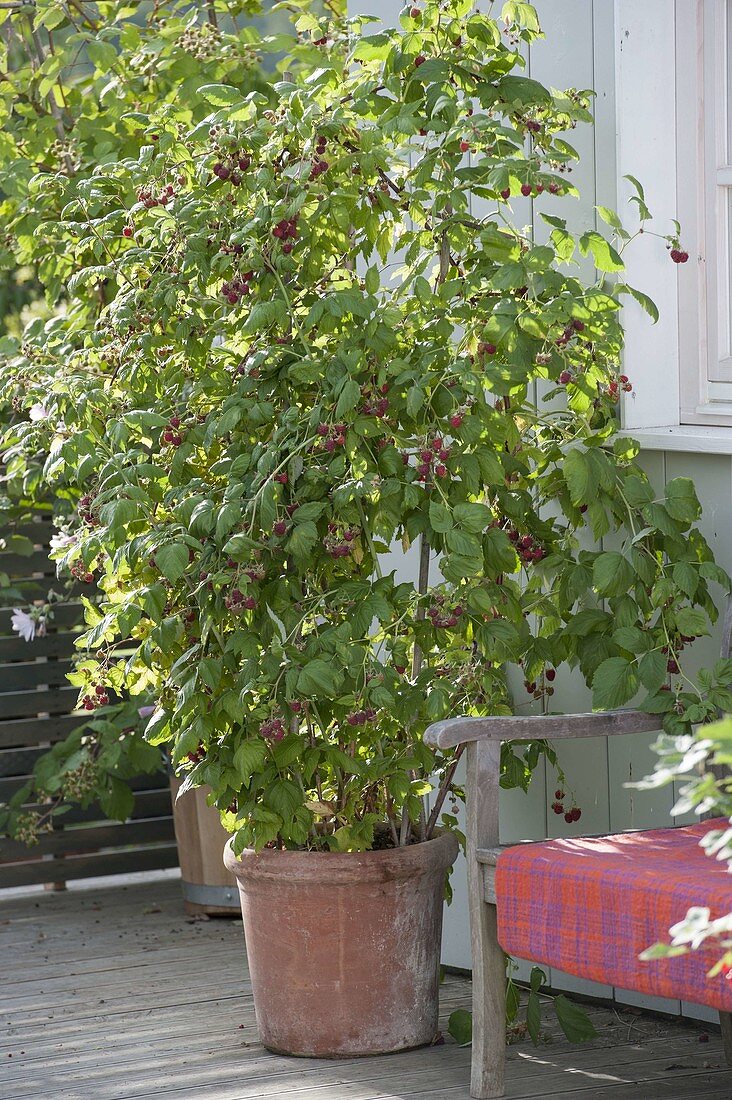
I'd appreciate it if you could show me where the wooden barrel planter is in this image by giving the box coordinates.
[170,777,239,916]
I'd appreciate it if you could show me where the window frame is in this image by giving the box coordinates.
[678,0,732,425]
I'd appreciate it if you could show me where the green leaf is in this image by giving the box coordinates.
[578,231,625,272]
[429,500,453,533]
[674,606,709,638]
[563,449,594,505]
[592,657,639,709]
[665,478,701,524]
[638,650,668,692]
[335,378,361,417]
[447,1008,472,1046]
[592,552,634,598]
[526,991,541,1045]
[596,205,623,229]
[297,659,340,697]
[233,739,268,777]
[672,562,698,599]
[453,502,492,533]
[99,777,134,822]
[553,995,597,1043]
[198,83,245,107]
[155,543,189,584]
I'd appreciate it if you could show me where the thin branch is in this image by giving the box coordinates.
[425,743,465,839]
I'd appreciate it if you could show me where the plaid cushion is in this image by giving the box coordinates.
[495,819,732,1010]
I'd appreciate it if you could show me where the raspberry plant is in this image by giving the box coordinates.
[1,0,731,852]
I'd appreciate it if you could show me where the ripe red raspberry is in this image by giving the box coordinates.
[554,789,564,800]
[552,802,564,815]
[667,658,680,674]
[459,140,471,153]
[559,370,572,385]
[449,413,463,429]
[521,183,532,197]
[545,668,556,682]
[571,807,582,822]
[122,227,133,238]
[414,55,426,66]
[500,188,511,200]
[273,521,288,537]
[564,811,573,824]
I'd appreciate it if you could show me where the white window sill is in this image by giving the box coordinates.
[628,425,732,454]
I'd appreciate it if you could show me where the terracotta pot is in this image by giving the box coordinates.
[170,777,239,915]
[223,830,459,1057]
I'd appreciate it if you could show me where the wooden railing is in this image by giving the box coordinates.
[0,513,177,888]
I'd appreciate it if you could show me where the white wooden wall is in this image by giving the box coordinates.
[349,0,728,1021]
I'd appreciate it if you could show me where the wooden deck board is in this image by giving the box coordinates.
[2,875,731,1100]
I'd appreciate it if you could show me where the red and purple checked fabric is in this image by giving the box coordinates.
[495,819,732,1010]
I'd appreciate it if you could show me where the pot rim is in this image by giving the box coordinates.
[223,827,459,885]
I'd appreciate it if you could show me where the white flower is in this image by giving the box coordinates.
[49,532,75,553]
[28,402,49,421]
[11,609,37,642]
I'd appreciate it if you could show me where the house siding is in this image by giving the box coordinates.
[349,0,727,1020]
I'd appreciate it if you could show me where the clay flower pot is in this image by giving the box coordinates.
[223,830,459,1057]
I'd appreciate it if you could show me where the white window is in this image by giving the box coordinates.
[618,0,732,448]
[678,0,732,426]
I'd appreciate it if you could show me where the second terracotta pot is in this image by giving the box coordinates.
[223,830,458,1057]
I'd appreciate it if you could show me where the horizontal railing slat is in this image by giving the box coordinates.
[0,686,79,720]
[0,817,175,861]
[0,632,82,661]
[0,659,74,693]
[0,843,180,889]
[0,713,85,750]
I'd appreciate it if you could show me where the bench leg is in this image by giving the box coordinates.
[466,740,506,1098]
[469,895,506,1097]
[720,1012,732,1065]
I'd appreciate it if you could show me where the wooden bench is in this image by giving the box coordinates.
[424,710,732,1099]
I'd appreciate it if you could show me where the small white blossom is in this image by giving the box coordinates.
[11,609,43,642]
[49,532,75,553]
[28,402,49,421]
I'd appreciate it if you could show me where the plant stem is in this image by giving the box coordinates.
[425,743,465,839]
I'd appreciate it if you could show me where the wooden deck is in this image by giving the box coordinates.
[2,872,732,1100]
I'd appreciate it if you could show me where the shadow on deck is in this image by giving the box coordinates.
[2,872,731,1099]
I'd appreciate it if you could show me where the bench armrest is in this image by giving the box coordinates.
[424,710,660,750]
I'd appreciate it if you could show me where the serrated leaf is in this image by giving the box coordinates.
[563,449,594,504]
[665,478,701,524]
[674,606,709,638]
[579,230,624,272]
[335,378,361,417]
[429,500,452,533]
[592,656,638,709]
[155,543,188,583]
[592,552,634,598]
[198,83,245,107]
